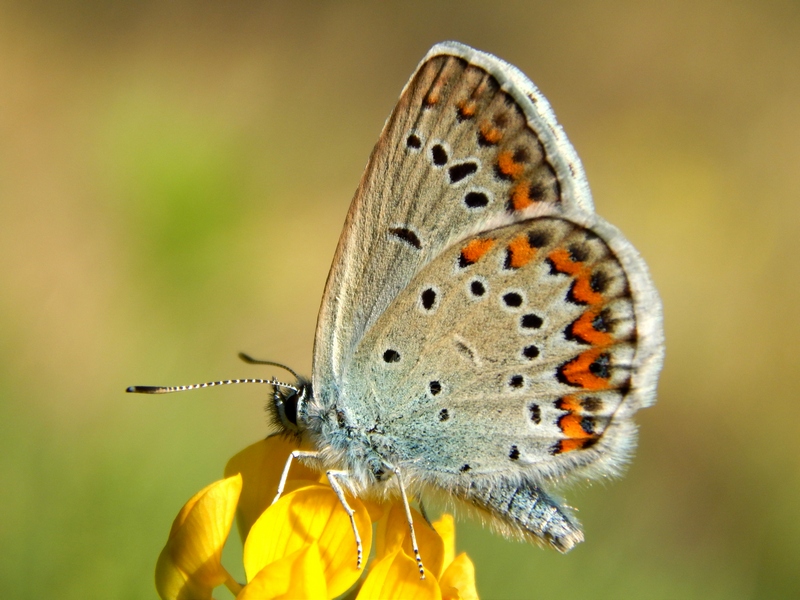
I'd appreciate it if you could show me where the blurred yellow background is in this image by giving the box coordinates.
[1,1,798,598]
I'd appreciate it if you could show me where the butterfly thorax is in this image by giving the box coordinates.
[294,384,399,492]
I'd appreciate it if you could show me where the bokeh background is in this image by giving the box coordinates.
[2,1,798,598]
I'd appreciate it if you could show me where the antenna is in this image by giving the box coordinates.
[127,352,302,395]
[237,352,300,381]
[126,376,298,395]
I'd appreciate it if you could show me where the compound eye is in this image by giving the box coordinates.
[283,391,299,426]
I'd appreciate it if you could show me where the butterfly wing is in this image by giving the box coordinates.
[314,42,595,401]
[339,208,663,548]
[309,42,663,551]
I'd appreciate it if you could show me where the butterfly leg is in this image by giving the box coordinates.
[326,470,363,569]
[272,450,319,505]
[394,466,426,579]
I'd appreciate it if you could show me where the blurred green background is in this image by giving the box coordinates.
[1,1,798,598]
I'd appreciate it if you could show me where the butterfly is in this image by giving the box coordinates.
[131,41,664,577]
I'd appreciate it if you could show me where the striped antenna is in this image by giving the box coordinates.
[237,352,300,380]
[126,376,298,395]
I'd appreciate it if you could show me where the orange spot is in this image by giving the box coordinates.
[425,80,443,106]
[460,238,495,265]
[570,310,613,346]
[558,439,586,453]
[559,348,611,391]
[497,151,525,179]
[559,413,586,438]
[548,248,605,306]
[479,122,503,144]
[555,395,598,453]
[457,99,477,118]
[556,395,581,412]
[510,181,534,210]
[571,275,604,305]
[507,234,537,268]
[547,248,582,276]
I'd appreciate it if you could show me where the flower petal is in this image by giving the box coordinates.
[236,543,327,600]
[432,514,456,571]
[375,504,445,579]
[439,552,479,600]
[357,549,442,600]
[155,475,242,600]
[243,484,371,598]
[224,436,319,540]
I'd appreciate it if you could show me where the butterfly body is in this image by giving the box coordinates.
[278,41,663,555]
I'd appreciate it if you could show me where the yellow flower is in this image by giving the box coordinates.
[155,475,243,600]
[154,436,479,599]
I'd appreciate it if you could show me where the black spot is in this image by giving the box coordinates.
[549,442,563,455]
[464,191,489,208]
[449,162,478,183]
[590,270,610,294]
[509,445,520,460]
[470,280,486,296]
[513,147,530,163]
[509,375,524,388]
[527,229,550,248]
[439,408,450,422]
[502,249,514,270]
[503,292,523,307]
[592,310,611,333]
[528,403,541,424]
[568,243,590,263]
[429,381,442,396]
[589,353,611,379]
[522,345,540,359]
[581,417,596,435]
[431,144,448,166]
[460,464,471,472]
[421,288,436,310]
[528,183,546,202]
[581,397,603,412]
[406,134,421,149]
[493,112,509,127]
[388,227,422,249]
[582,437,599,449]
[521,313,543,329]
[383,349,400,363]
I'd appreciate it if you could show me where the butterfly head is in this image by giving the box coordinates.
[270,376,312,434]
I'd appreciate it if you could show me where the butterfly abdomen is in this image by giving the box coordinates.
[457,476,584,552]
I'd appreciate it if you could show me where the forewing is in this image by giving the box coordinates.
[314,42,595,398]
[340,210,663,484]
